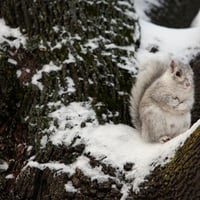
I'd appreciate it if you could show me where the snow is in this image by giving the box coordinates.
[65,181,77,193]
[27,107,200,194]
[0,19,26,48]
[48,101,98,146]
[137,20,200,63]
[31,61,62,90]
[134,0,162,21]
[191,9,200,27]
[28,155,110,183]
[82,120,200,191]
[8,58,17,65]
[28,160,74,174]
[5,174,15,179]
[30,96,200,194]
[84,37,102,51]
[66,77,76,94]
[63,52,76,64]
[16,70,22,78]
[0,159,9,172]
[134,0,200,64]
[40,135,48,149]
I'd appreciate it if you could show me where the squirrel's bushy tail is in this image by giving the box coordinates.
[129,59,168,130]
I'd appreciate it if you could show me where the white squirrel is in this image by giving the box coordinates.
[129,59,194,143]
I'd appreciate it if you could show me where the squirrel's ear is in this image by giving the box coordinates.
[170,60,176,73]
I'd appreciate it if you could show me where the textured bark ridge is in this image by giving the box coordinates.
[146,0,200,28]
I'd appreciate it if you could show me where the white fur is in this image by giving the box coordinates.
[130,59,194,143]
[129,59,168,130]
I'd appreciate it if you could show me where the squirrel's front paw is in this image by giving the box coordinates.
[159,135,171,143]
[170,97,180,107]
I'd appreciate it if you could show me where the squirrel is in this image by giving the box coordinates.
[129,59,194,143]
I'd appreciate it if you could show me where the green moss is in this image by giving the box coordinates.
[162,127,200,182]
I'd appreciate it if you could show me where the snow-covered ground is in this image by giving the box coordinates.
[27,100,200,197]
[137,20,200,63]
[0,0,200,199]
[134,0,200,64]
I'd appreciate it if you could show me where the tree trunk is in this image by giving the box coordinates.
[0,0,199,199]
[145,0,200,28]
[0,0,139,199]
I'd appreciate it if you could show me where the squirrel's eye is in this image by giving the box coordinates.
[176,71,182,77]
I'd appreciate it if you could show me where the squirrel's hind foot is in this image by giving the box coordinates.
[159,135,171,143]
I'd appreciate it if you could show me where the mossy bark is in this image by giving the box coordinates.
[146,0,200,28]
[191,55,200,124]
[0,0,139,199]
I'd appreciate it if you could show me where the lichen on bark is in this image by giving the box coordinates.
[0,0,140,199]
[0,0,139,125]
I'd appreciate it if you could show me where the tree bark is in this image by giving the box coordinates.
[0,0,139,199]
[145,0,200,28]
[0,0,199,200]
